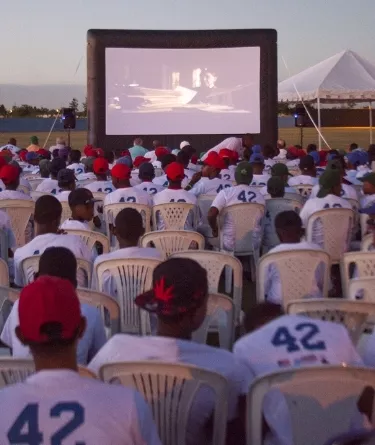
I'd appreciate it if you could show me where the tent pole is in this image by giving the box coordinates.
[317,95,322,150]
[370,102,373,145]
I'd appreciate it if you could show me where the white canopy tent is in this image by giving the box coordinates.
[278,50,375,148]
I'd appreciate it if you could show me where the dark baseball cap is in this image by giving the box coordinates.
[267,176,285,196]
[271,163,290,177]
[57,168,76,184]
[317,169,342,198]
[139,162,155,179]
[235,162,253,185]
[50,157,67,175]
[299,155,315,171]
[68,188,100,207]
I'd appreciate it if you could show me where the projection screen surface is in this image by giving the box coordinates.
[105,46,260,135]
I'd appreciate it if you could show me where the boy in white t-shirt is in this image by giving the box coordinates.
[249,153,270,186]
[208,161,265,251]
[263,211,326,303]
[60,188,100,232]
[90,258,249,445]
[93,208,163,296]
[134,163,164,196]
[288,155,319,186]
[260,163,298,196]
[152,153,176,187]
[359,172,375,209]
[67,149,85,176]
[0,275,161,445]
[36,157,66,195]
[84,158,114,194]
[55,168,76,203]
[0,165,33,201]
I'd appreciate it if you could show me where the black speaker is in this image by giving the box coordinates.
[294,105,306,127]
[62,108,76,129]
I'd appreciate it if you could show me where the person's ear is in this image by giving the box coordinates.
[15,326,27,346]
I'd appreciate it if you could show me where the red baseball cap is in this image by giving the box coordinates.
[190,155,198,165]
[96,148,105,157]
[37,149,49,158]
[93,158,109,174]
[204,152,226,170]
[83,144,94,156]
[155,147,169,158]
[166,161,185,181]
[19,151,27,161]
[133,156,150,168]
[18,276,81,343]
[111,163,131,180]
[288,146,306,158]
[219,148,233,159]
[0,165,19,185]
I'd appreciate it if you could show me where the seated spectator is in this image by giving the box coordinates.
[152,153,177,187]
[60,188,99,231]
[0,137,20,155]
[263,211,325,303]
[260,164,298,196]
[2,247,106,365]
[187,152,232,196]
[152,147,170,170]
[274,139,287,160]
[177,150,194,180]
[134,163,164,195]
[249,153,270,186]
[299,169,352,248]
[129,137,148,160]
[38,159,51,179]
[0,275,161,445]
[218,149,236,181]
[131,156,149,186]
[306,143,320,165]
[153,162,197,230]
[267,176,285,198]
[89,258,249,445]
[48,136,65,153]
[286,146,305,167]
[208,162,264,250]
[56,169,76,202]
[345,152,370,186]
[13,195,92,287]
[76,156,97,183]
[233,303,364,445]
[359,173,375,208]
[26,135,40,152]
[36,157,66,194]
[84,158,114,194]
[67,149,85,175]
[0,165,32,201]
[262,143,277,173]
[92,208,162,295]
[23,152,40,174]
[288,155,319,186]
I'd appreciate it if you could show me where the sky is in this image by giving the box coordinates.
[1,0,374,86]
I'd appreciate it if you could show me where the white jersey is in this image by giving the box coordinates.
[0,369,161,445]
[211,184,265,251]
[201,137,243,161]
[0,190,32,201]
[190,177,232,197]
[0,144,20,154]
[153,188,197,230]
[250,174,270,187]
[144,150,157,162]
[299,194,352,248]
[85,180,114,194]
[89,334,251,445]
[36,178,61,195]
[263,241,325,304]
[152,174,168,187]
[76,172,96,182]
[19,177,32,192]
[130,170,142,186]
[152,160,162,169]
[21,165,39,175]
[104,187,152,207]
[56,190,70,202]
[360,194,375,209]
[1,301,106,365]
[134,181,164,196]
[60,219,91,231]
[14,233,92,287]
[263,158,276,174]
[93,247,162,297]
[288,175,319,186]
[220,168,235,181]
[286,159,300,168]
[67,162,85,175]
[310,183,358,200]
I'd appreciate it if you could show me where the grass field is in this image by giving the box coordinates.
[1,127,374,150]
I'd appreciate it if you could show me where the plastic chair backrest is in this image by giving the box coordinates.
[17,185,30,195]
[60,201,72,224]
[257,249,331,305]
[170,250,243,321]
[341,252,375,299]
[219,203,265,253]
[347,277,375,301]
[0,285,19,332]
[192,293,235,350]
[361,234,373,251]
[197,194,216,227]
[0,227,9,262]
[295,184,313,200]
[0,200,34,247]
[247,366,375,445]
[306,208,354,263]
[94,257,161,333]
[99,361,228,445]
[104,202,151,235]
[28,178,44,191]
[0,259,9,287]
[286,299,375,343]
[152,203,196,230]
[77,288,120,337]
[64,229,110,254]
[141,230,204,259]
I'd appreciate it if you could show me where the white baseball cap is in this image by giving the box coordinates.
[180,141,190,149]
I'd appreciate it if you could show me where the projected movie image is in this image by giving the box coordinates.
[105,47,260,135]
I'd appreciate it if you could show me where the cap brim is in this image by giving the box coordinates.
[135,290,158,312]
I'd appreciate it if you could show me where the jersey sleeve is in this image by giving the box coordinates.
[211,190,227,211]
[131,391,162,445]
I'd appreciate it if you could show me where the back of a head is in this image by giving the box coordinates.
[50,157,66,177]
[275,210,302,233]
[69,149,81,164]
[114,208,144,241]
[350,143,358,152]
[161,153,177,170]
[56,137,65,146]
[181,144,195,158]
[134,137,143,146]
[38,247,77,288]
[307,144,317,153]
[244,303,284,333]
[35,195,62,225]
[267,176,285,198]
[177,150,190,167]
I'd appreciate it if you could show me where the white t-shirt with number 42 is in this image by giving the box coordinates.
[211,184,265,251]
[0,370,161,445]
[310,183,358,200]
[67,163,85,176]
[134,181,164,196]
[190,177,233,197]
[36,178,61,195]
[104,187,152,224]
[85,181,114,194]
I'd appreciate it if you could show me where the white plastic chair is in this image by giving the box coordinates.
[0,228,9,262]
[263,199,303,251]
[341,252,375,299]
[347,277,375,301]
[99,361,229,445]
[0,286,19,332]
[21,255,92,288]
[28,178,44,191]
[60,200,72,224]
[257,249,331,306]
[295,184,313,200]
[104,202,152,235]
[170,250,243,323]
[219,203,265,281]
[361,234,373,251]
[64,229,110,254]
[152,203,196,231]
[77,288,120,337]
[247,366,375,445]
[192,293,235,350]
[17,185,30,195]
[360,213,369,240]
[286,299,375,344]
[0,259,9,287]
[141,230,204,259]
[197,194,216,235]
[0,200,34,247]
[30,191,53,201]
[306,208,354,263]
[94,258,161,334]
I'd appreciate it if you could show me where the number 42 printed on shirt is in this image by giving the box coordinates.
[271,323,326,353]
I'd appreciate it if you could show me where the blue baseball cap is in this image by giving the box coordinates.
[250,153,265,164]
[309,151,320,165]
[347,151,363,166]
[252,145,262,154]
